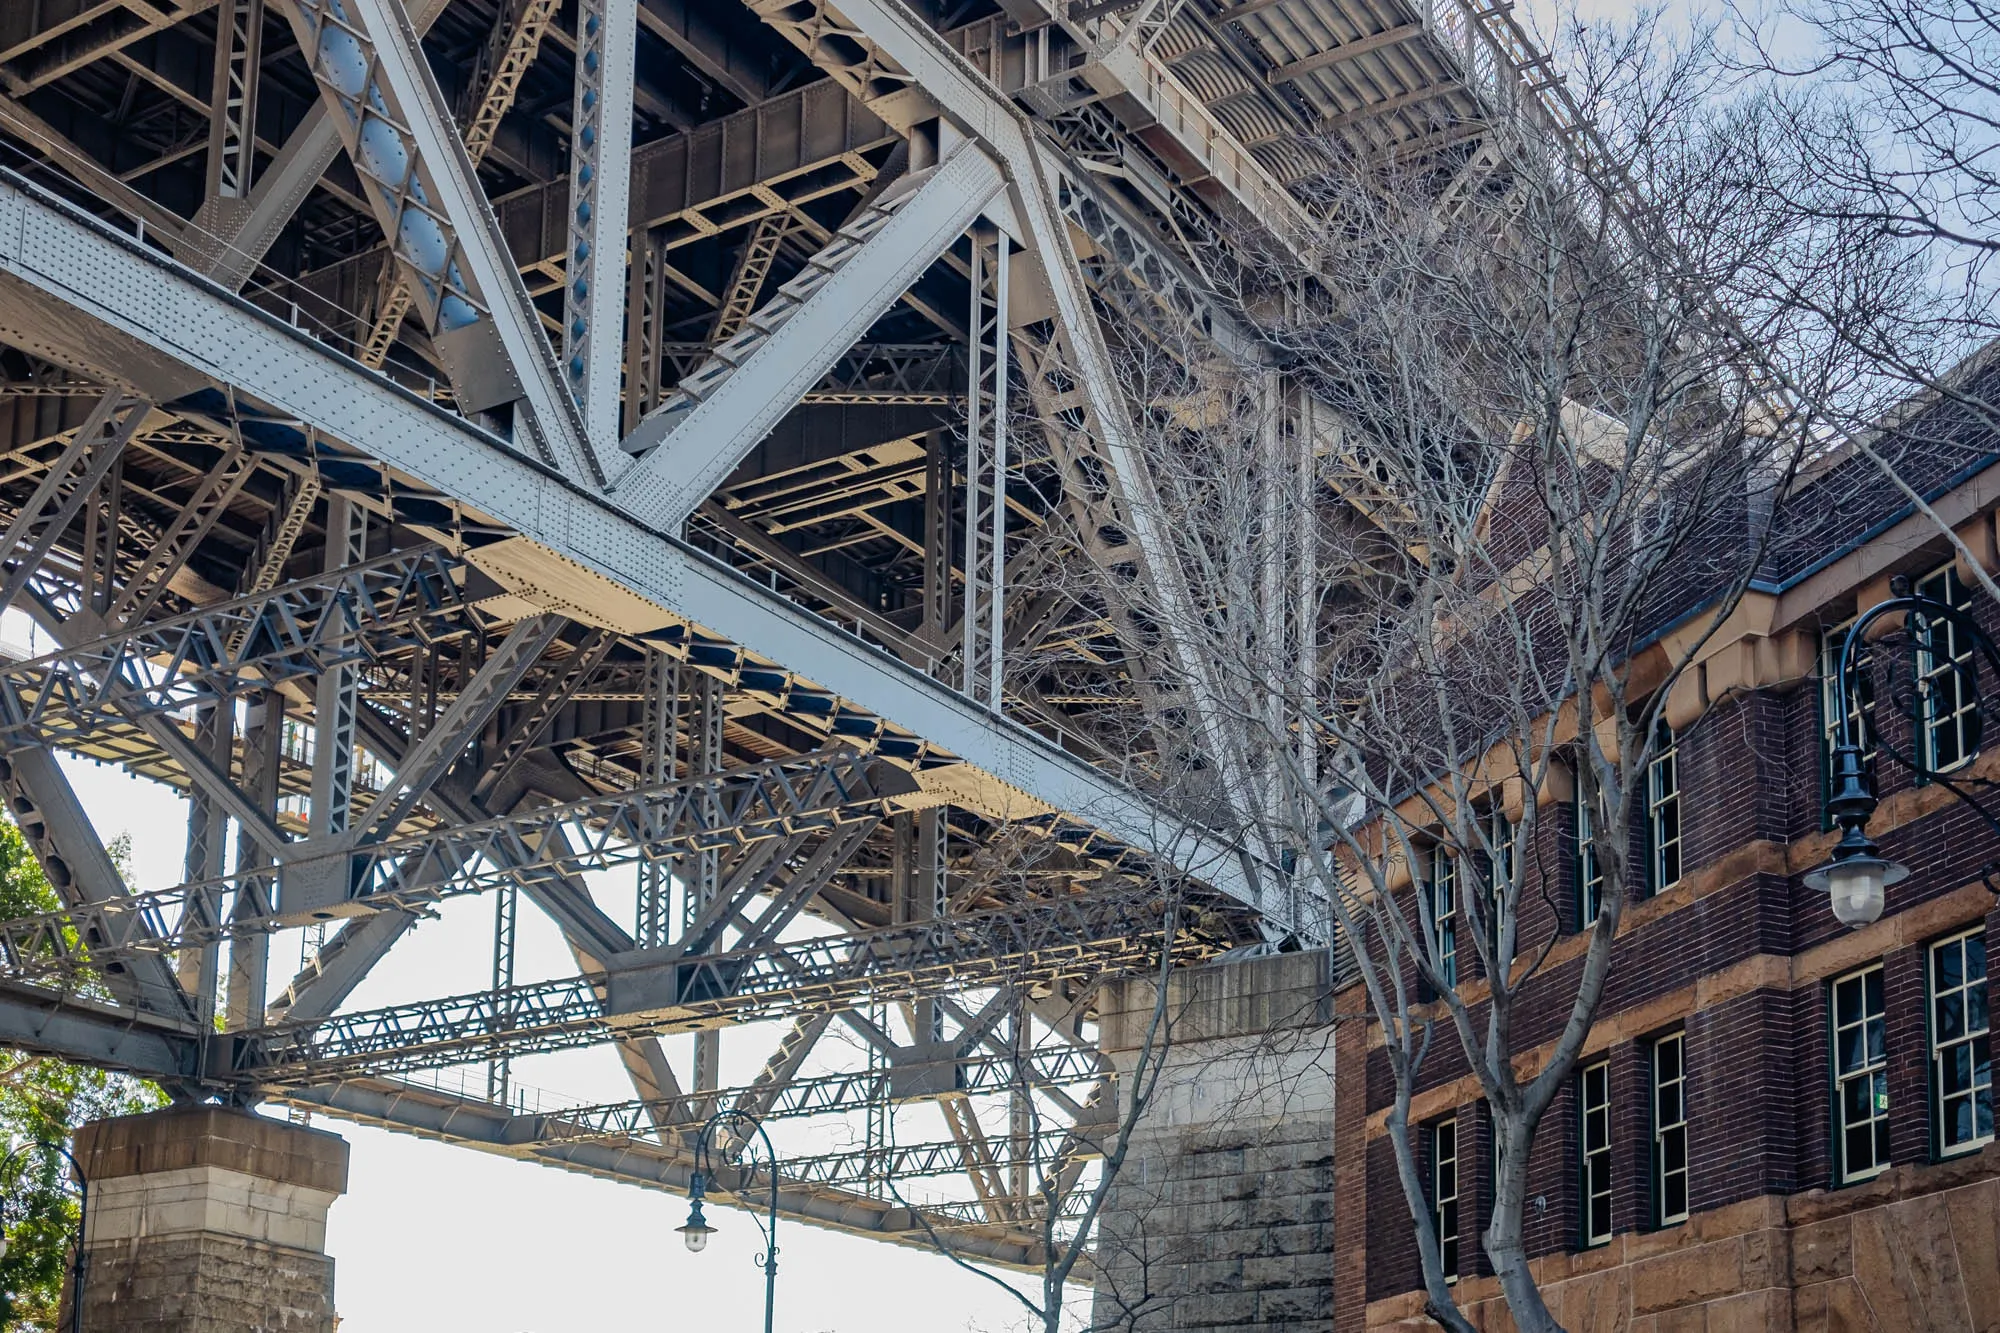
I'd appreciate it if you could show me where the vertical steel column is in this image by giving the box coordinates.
[914,806,944,1043]
[176,697,234,1023]
[960,228,1008,707]
[205,0,265,203]
[635,650,674,947]
[682,670,724,1096]
[81,453,123,617]
[622,228,667,436]
[309,496,364,838]
[985,231,1009,708]
[226,692,283,1030]
[563,0,637,443]
[1009,1001,1031,1208]
[488,876,518,1104]
[922,429,952,659]
[865,999,890,1195]
[1258,370,1286,837]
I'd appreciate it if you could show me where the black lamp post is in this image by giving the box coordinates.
[1814,575,2000,925]
[0,1140,88,1333]
[679,1109,779,1333]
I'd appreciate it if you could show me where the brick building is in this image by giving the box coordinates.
[1330,371,2000,1331]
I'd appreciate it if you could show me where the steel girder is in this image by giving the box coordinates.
[0,987,1058,1267]
[0,749,920,988]
[562,0,636,446]
[0,170,1265,914]
[746,0,1299,932]
[615,140,1006,529]
[0,544,466,747]
[272,1077,1055,1269]
[274,0,603,480]
[224,884,1210,1084]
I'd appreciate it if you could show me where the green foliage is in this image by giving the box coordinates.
[0,819,161,1331]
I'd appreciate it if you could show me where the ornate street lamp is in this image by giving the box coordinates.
[0,1139,88,1333]
[1814,575,2000,925]
[680,1109,779,1333]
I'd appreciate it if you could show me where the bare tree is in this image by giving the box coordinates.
[1019,13,1859,1331]
[1728,0,2000,600]
[884,884,1195,1333]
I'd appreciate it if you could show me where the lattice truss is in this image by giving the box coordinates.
[0,0,1589,1271]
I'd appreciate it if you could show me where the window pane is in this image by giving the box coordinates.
[1836,978,1861,1027]
[1938,942,1963,991]
[1941,993,1966,1041]
[1931,932,1993,1158]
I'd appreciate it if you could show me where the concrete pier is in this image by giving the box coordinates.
[1092,949,1336,1333]
[71,1106,348,1332]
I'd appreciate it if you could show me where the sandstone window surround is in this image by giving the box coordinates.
[1929,927,1993,1158]
[1831,962,1891,1183]
[1652,1031,1689,1226]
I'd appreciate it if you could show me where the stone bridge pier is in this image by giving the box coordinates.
[1092,949,1337,1333]
[70,1106,349,1332]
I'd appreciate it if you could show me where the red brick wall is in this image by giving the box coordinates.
[1339,660,2000,1317]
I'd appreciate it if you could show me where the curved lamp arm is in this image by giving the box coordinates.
[0,1139,89,1333]
[681,1109,780,1333]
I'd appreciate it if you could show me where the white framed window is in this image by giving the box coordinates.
[1915,564,1978,773]
[1930,929,1993,1157]
[1576,796,1604,925]
[1646,720,1682,893]
[1431,844,1458,989]
[1831,965,1890,1182]
[1652,1032,1689,1225]
[1579,1058,1612,1246]
[1432,1117,1459,1282]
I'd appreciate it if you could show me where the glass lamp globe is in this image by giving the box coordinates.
[678,1195,717,1253]
[1805,847,1907,928]
[1827,859,1886,926]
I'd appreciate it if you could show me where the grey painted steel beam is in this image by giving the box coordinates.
[0,980,199,1079]
[343,612,565,846]
[273,1078,1045,1268]
[0,170,1266,918]
[562,0,635,447]
[228,885,1214,1082]
[275,0,601,481]
[615,143,1005,531]
[0,738,193,1021]
[189,0,454,290]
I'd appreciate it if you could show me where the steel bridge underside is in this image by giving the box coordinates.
[0,0,1573,1269]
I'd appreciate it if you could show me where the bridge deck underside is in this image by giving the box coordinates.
[0,0,1565,1269]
